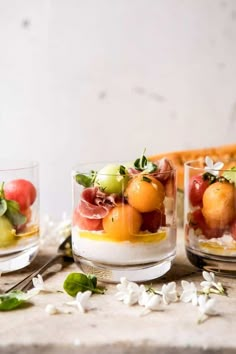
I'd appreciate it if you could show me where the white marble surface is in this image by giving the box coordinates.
[0,0,236,216]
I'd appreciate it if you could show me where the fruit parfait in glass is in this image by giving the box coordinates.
[185,156,236,276]
[72,153,177,282]
[0,160,39,272]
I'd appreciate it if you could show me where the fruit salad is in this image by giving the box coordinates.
[185,157,236,256]
[0,179,39,252]
[72,153,177,267]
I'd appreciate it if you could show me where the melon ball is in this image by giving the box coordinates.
[202,181,235,229]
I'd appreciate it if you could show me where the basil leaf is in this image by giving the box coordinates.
[5,200,27,226]
[0,199,7,216]
[134,152,158,173]
[63,272,105,296]
[75,170,97,187]
[119,165,127,176]
[0,291,26,311]
[223,167,236,184]
[202,172,216,184]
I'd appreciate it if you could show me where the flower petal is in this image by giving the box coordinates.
[202,271,214,282]
[205,156,214,169]
[213,162,224,171]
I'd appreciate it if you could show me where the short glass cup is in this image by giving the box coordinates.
[184,157,236,276]
[0,160,39,272]
[71,162,177,282]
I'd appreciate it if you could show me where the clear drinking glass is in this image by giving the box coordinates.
[71,161,177,282]
[0,160,39,272]
[184,157,236,276]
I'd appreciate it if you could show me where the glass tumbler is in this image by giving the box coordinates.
[184,157,236,276]
[0,160,39,272]
[71,161,177,282]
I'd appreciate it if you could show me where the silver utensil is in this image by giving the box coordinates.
[4,235,73,293]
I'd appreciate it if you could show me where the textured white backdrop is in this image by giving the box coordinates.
[0,0,236,217]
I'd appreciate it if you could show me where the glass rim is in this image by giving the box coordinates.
[72,161,176,176]
[184,158,236,172]
[0,160,39,172]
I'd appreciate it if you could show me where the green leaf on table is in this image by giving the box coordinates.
[223,167,236,184]
[0,199,7,216]
[5,200,27,226]
[63,272,106,297]
[0,291,27,311]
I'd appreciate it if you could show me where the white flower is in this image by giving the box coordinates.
[204,156,224,176]
[115,277,142,306]
[198,295,219,323]
[139,290,161,311]
[45,304,71,315]
[31,274,59,293]
[66,291,92,313]
[180,280,198,306]
[200,271,224,294]
[161,282,178,305]
[45,304,60,315]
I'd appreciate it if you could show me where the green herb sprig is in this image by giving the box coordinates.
[0,291,28,311]
[63,273,106,297]
[75,170,97,188]
[134,150,157,173]
[0,183,26,226]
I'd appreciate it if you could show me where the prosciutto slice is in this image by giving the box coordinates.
[78,187,116,219]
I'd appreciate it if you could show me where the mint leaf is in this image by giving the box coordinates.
[63,272,106,296]
[0,199,7,216]
[75,170,97,187]
[134,151,157,173]
[5,200,26,226]
[119,165,127,176]
[0,291,26,311]
[223,167,236,184]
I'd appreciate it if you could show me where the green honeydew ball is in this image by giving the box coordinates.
[94,164,129,195]
[0,216,16,247]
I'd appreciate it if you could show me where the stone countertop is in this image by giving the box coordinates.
[0,229,236,354]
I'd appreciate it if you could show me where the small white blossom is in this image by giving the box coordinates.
[45,304,71,315]
[115,277,142,306]
[200,271,224,294]
[31,274,59,293]
[161,282,178,305]
[198,295,219,323]
[45,304,60,315]
[204,156,224,176]
[139,290,162,313]
[180,280,198,306]
[66,291,92,313]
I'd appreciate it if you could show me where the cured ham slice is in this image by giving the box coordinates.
[78,187,116,219]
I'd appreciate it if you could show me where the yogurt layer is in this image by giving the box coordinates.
[72,226,176,265]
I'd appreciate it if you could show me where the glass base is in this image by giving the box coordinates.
[186,247,236,277]
[73,252,175,283]
[0,243,39,273]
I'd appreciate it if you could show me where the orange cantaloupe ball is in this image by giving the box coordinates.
[126,175,165,213]
[102,204,142,241]
[202,181,235,229]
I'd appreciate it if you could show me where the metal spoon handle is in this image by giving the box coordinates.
[5,254,66,293]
